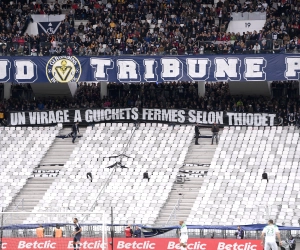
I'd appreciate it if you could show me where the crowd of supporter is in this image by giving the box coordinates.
[0,0,299,56]
[0,81,300,127]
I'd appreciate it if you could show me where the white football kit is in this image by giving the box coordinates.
[262,224,279,250]
[180,224,188,244]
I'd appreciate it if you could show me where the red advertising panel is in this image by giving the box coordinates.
[1,238,263,250]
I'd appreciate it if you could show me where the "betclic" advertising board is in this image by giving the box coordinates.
[1,238,262,250]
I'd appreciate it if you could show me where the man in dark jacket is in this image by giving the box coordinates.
[72,122,79,143]
[133,226,142,238]
[235,226,244,239]
[211,123,219,145]
[195,123,200,145]
[262,172,268,183]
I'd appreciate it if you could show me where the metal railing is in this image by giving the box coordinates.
[2,198,24,226]
[1,225,300,239]
[12,199,24,212]
[165,197,182,226]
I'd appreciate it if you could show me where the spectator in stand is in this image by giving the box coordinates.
[0,108,4,125]
[296,114,300,129]
[72,122,80,143]
[143,171,150,182]
[289,113,295,126]
[1,81,300,128]
[253,42,261,54]
[78,23,84,34]
[273,41,280,53]
[3,0,300,59]
[195,123,200,145]
[43,46,50,56]
[211,122,219,145]
[31,43,38,56]
[67,45,73,56]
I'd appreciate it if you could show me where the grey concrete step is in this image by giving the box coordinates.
[158,210,191,216]
[155,132,218,225]
[167,198,195,203]
[4,128,88,224]
[180,167,209,172]
[39,128,86,165]
[14,190,47,194]
[161,204,195,209]
[43,151,75,155]
[27,178,56,184]
[184,131,220,165]
[47,144,80,148]
[15,194,47,198]
[37,165,63,170]
[42,155,73,159]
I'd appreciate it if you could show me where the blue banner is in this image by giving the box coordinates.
[37,21,61,35]
[1,55,299,83]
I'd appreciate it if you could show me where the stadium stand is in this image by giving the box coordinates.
[0,0,299,55]
[1,81,300,127]
[187,126,300,227]
[4,127,84,225]
[1,80,299,119]
[0,127,60,211]
[24,123,193,225]
[1,1,300,248]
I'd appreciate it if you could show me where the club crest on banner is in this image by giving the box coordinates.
[46,56,82,83]
[37,21,61,35]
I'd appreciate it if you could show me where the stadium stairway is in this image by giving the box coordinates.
[39,127,85,165]
[4,127,86,224]
[154,128,220,225]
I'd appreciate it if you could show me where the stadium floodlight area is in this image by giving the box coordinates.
[0,127,60,210]
[25,123,193,225]
[0,212,109,250]
[187,126,300,226]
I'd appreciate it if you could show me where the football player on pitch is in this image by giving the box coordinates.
[179,221,188,250]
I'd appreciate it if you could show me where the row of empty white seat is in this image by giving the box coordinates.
[0,127,60,209]
[25,123,193,225]
[187,126,300,226]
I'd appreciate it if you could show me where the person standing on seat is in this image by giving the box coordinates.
[36,225,44,238]
[261,219,281,250]
[72,122,80,143]
[211,123,219,145]
[194,123,200,145]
